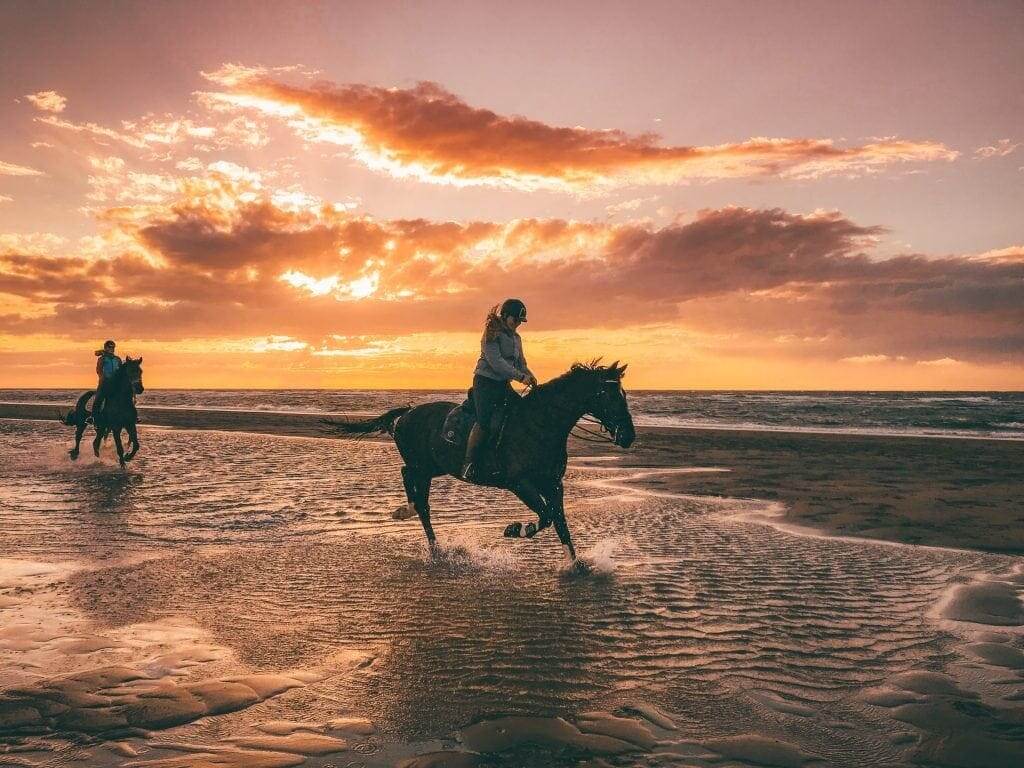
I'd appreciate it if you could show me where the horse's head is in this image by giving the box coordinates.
[580,360,635,448]
[123,356,144,395]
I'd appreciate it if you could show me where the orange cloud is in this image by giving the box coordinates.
[1,157,1020,374]
[199,65,958,192]
[25,90,67,113]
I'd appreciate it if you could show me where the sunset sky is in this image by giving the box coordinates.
[1,0,1021,389]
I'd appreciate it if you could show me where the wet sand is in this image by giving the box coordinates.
[3,407,1024,767]
[591,427,1024,556]
[3,400,1022,554]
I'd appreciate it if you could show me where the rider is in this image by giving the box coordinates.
[92,339,121,425]
[461,298,538,481]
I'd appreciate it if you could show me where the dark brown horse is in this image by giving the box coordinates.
[323,361,635,564]
[63,357,144,469]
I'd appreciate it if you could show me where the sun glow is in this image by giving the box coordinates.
[279,269,340,296]
[343,271,380,299]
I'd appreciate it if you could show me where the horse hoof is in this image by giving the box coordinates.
[504,522,522,538]
[524,522,538,538]
[68,450,78,460]
[566,559,591,575]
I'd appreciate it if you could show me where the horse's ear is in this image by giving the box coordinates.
[609,360,619,372]
[618,363,628,376]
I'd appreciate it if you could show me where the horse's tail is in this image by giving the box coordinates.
[321,406,411,438]
[61,390,96,427]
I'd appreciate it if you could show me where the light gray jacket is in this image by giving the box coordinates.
[474,329,534,383]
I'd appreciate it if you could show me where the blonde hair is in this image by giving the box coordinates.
[482,304,504,342]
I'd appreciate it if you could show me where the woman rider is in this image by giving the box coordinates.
[461,298,538,481]
[92,339,122,425]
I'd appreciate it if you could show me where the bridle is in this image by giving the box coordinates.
[570,378,626,444]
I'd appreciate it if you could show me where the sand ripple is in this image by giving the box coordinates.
[2,420,1023,766]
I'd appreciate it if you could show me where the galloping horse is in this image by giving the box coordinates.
[63,357,144,469]
[323,361,635,563]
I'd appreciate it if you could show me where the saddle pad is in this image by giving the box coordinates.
[442,396,476,446]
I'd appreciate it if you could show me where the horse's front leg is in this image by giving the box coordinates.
[92,426,106,458]
[124,423,140,461]
[507,478,555,542]
[545,479,576,563]
[112,429,127,469]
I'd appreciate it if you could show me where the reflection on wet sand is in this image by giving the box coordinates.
[2,420,1023,766]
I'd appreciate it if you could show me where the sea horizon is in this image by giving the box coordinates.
[3,388,1022,441]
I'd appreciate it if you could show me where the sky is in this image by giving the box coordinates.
[0,0,1021,390]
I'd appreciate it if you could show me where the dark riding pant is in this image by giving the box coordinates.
[472,374,514,437]
[93,378,113,423]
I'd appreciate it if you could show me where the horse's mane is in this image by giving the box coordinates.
[525,358,622,400]
[108,357,140,384]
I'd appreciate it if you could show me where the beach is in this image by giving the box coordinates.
[1,403,1023,767]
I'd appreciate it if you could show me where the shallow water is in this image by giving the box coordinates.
[1,420,1023,767]
[3,388,1023,439]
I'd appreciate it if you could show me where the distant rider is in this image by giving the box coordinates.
[93,339,121,425]
[461,299,538,481]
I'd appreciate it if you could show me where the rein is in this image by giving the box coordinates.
[570,414,616,444]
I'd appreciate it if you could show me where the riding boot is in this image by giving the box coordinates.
[461,423,487,480]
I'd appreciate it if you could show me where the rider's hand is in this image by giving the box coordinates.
[523,373,538,387]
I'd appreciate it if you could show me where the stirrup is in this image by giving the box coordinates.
[461,462,476,481]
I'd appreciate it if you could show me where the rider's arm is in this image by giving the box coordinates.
[519,348,535,381]
[483,338,526,382]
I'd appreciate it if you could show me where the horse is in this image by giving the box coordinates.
[62,357,144,469]
[322,360,635,564]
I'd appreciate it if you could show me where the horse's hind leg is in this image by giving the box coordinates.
[405,468,437,551]
[394,465,419,520]
[92,427,105,457]
[70,420,86,460]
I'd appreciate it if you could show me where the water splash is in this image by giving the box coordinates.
[579,538,619,575]
[425,532,524,574]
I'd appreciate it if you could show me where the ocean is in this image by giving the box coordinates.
[2,388,1022,440]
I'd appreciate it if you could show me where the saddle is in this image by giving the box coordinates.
[442,388,513,480]
[442,388,477,446]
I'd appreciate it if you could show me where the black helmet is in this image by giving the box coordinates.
[499,298,527,322]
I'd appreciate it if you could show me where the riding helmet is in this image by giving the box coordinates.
[499,298,527,322]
